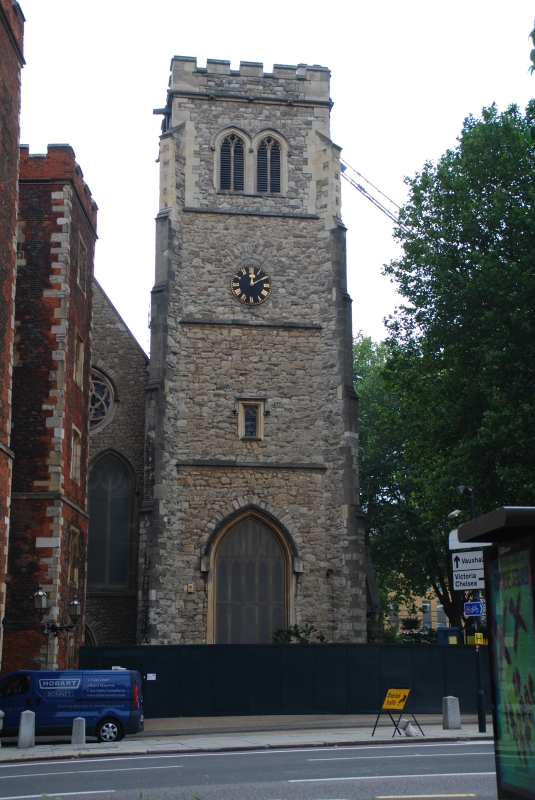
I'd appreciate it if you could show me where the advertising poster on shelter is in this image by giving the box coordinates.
[489,539,535,797]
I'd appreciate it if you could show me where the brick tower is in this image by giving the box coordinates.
[0,0,24,668]
[3,145,97,671]
[141,58,366,644]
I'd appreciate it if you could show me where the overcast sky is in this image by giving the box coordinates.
[18,1,535,352]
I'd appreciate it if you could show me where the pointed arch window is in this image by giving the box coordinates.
[220,134,245,191]
[257,137,281,193]
[87,454,132,589]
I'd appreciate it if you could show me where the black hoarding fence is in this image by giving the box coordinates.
[79,643,491,719]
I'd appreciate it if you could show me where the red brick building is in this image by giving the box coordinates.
[0,0,25,667]
[3,145,97,671]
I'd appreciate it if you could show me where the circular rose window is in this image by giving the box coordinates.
[89,369,116,433]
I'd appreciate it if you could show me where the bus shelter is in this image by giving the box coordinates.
[458,507,535,800]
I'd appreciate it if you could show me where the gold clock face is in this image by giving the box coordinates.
[231,266,271,306]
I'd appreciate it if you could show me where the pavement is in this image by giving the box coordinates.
[0,713,494,763]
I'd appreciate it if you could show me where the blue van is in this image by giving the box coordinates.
[0,670,144,742]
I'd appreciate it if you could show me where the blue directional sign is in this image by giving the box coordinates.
[464,601,486,617]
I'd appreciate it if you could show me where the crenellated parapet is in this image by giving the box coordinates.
[168,56,331,105]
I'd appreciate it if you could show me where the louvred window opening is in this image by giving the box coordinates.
[257,137,281,193]
[220,134,244,191]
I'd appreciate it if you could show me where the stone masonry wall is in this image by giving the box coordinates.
[86,280,148,645]
[143,58,366,645]
[0,0,24,669]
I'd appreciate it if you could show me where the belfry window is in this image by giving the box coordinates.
[220,134,245,191]
[257,137,281,193]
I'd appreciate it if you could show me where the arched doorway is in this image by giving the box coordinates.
[214,516,287,644]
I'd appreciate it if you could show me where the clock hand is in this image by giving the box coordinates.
[249,275,266,286]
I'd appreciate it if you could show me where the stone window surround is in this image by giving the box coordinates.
[69,526,80,587]
[77,236,87,295]
[71,425,82,484]
[235,398,266,441]
[74,332,84,388]
[211,127,288,195]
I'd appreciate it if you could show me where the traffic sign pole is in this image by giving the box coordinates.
[475,616,486,733]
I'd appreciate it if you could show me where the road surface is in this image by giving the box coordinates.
[0,740,497,800]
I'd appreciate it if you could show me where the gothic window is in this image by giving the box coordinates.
[89,369,115,433]
[215,517,286,643]
[257,137,281,193]
[87,454,132,589]
[220,134,245,191]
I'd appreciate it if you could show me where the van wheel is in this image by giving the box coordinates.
[96,718,124,743]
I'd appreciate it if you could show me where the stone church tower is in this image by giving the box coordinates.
[141,57,367,644]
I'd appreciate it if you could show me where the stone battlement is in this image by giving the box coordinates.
[19,144,98,229]
[169,56,331,103]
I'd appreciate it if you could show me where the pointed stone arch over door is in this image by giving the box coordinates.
[213,515,289,644]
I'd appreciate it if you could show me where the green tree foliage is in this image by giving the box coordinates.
[355,103,535,628]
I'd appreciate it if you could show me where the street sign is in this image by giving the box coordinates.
[475,632,484,645]
[453,550,485,590]
[452,551,484,570]
[382,688,411,711]
[464,601,486,616]
[453,571,485,590]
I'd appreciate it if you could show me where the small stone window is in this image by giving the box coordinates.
[71,427,82,484]
[74,334,84,387]
[69,528,80,587]
[77,237,87,294]
[220,134,245,191]
[238,400,265,440]
[257,137,281,193]
[89,368,116,434]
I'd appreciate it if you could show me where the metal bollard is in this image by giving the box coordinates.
[71,717,86,745]
[442,695,462,729]
[18,710,35,749]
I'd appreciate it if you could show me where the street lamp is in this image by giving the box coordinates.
[457,485,475,520]
[33,583,48,615]
[68,593,82,624]
[43,591,83,637]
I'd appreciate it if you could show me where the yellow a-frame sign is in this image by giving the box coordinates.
[372,687,425,738]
